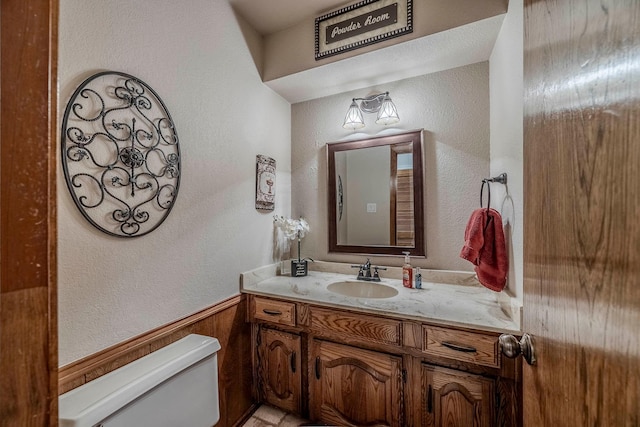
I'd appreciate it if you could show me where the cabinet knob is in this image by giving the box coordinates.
[499,333,536,365]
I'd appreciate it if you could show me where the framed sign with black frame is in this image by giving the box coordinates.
[315,0,413,60]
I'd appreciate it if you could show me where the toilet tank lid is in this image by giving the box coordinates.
[59,334,220,427]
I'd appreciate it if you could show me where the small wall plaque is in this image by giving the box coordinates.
[315,0,413,60]
[256,155,276,211]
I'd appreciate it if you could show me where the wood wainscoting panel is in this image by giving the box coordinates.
[58,294,254,427]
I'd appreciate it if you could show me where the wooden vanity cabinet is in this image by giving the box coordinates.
[256,327,302,414]
[310,339,403,427]
[247,294,520,427]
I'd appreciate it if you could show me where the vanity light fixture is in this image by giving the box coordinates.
[342,92,400,130]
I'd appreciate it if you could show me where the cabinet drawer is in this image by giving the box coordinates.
[252,297,296,326]
[423,326,499,368]
[310,307,401,346]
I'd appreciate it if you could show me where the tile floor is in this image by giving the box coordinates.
[241,404,310,427]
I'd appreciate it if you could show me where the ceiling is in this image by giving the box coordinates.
[229,1,506,103]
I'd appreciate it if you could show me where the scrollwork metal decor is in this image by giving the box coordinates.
[61,71,180,237]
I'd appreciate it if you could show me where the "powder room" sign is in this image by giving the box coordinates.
[315,0,413,60]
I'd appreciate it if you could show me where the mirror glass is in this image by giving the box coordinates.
[327,130,425,256]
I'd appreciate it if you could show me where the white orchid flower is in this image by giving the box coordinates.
[274,215,310,241]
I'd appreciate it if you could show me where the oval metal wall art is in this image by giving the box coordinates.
[61,71,181,237]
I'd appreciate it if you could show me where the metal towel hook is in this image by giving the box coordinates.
[480,173,508,210]
[480,180,491,210]
[484,173,508,185]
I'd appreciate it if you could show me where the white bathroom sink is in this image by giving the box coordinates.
[327,281,398,299]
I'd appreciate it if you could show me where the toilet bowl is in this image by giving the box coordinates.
[59,334,221,427]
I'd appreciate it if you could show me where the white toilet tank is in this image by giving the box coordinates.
[59,334,221,427]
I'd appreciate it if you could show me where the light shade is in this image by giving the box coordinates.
[343,100,365,130]
[375,94,400,125]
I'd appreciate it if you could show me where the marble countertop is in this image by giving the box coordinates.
[240,262,521,334]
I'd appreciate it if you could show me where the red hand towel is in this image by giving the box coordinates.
[460,208,508,292]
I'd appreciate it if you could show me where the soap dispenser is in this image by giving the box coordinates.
[402,251,413,288]
[415,267,422,289]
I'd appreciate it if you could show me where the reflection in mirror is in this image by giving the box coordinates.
[327,130,424,256]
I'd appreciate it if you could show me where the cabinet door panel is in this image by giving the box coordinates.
[258,328,301,413]
[422,365,494,427]
[311,340,403,427]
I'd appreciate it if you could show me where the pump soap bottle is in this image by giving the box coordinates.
[415,267,422,289]
[402,252,413,288]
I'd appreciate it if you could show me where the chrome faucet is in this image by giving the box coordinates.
[362,259,372,278]
[351,259,386,282]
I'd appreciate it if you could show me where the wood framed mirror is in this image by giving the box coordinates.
[327,130,425,256]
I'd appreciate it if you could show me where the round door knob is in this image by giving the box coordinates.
[499,333,536,365]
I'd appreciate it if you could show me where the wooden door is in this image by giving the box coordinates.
[393,169,415,246]
[0,0,59,425]
[421,365,494,427]
[257,328,302,414]
[390,143,414,246]
[523,0,640,425]
[310,339,403,427]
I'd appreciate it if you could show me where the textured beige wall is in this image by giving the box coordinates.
[58,0,291,365]
[291,61,490,271]
[263,0,507,81]
[489,0,523,301]
[344,146,390,246]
